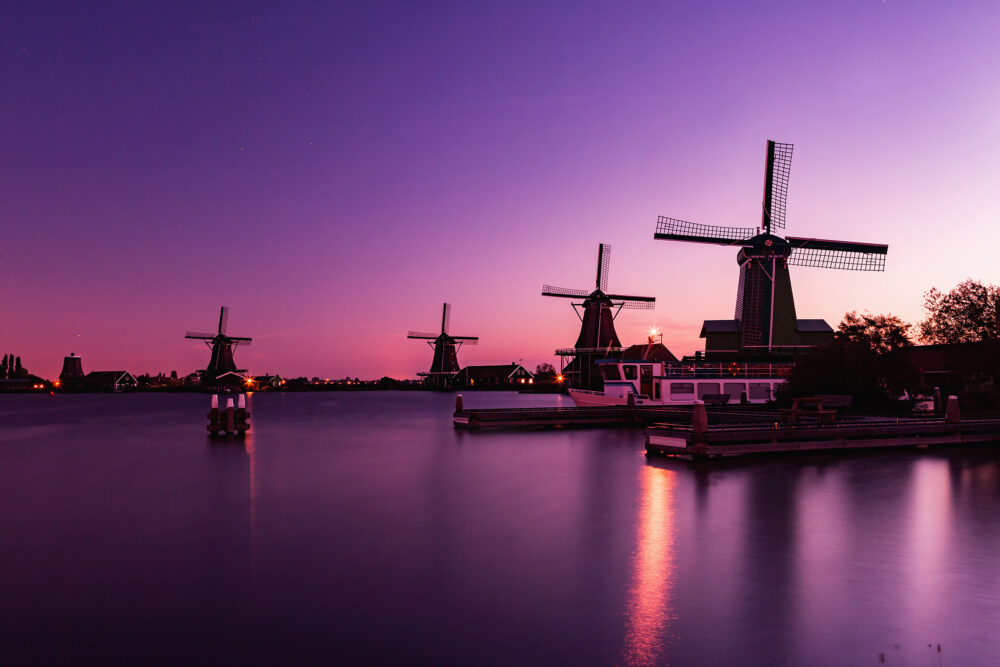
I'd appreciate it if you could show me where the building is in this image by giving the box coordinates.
[700,319,834,361]
[248,375,283,389]
[85,371,138,392]
[452,364,534,389]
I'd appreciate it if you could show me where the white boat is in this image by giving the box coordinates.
[568,358,793,407]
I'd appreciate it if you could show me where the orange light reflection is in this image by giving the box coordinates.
[621,466,677,666]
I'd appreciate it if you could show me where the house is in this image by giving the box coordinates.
[85,371,138,392]
[452,364,534,389]
[248,375,283,389]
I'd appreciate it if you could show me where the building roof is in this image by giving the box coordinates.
[86,371,136,383]
[620,343,679,362]
[797,319,833,333]
[456,364,533,379]
[700,320,741,336]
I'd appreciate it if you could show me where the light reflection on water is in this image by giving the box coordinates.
[621,466,676,666]
[1,392,1000,665]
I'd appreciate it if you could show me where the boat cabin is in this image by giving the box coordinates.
[593,359,793,405]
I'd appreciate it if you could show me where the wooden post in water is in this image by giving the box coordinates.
[236,393,250,434]
[225,397,235,433]
[207,394,221,435]
[933,386,942,414]
[455,394,463,412]
[690,400,709,458]
[945,395,961,424]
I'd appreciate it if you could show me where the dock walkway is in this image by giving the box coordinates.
[453,405,779,430]
[646,417,1000,458]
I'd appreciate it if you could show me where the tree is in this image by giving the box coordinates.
[0,354,6,379]
[534,362,557,380]
[919,279,1000,344]
[836,311,913,355]
[781,312,919,410]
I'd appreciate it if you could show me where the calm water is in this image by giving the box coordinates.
[1,391,999,665]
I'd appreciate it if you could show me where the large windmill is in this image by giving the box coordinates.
[185,306,253,386]
[543,243,655,389]
[654,140,888,359]
[407,303,478,390]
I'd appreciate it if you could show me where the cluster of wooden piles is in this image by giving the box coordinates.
[207,393,250,437]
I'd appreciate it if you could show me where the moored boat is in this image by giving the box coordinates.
[568,358,793,406]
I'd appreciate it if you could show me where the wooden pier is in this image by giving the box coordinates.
[646,415,1000,459]
[453,403,780,430]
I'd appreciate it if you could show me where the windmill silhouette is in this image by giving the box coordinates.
[654,140,888,357]
[543,243,655,388]
[185,306,253,386]
[407,303,478,389]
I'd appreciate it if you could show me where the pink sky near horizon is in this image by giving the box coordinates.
[3,1,1000,380]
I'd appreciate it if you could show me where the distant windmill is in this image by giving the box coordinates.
[654,140,888,355]
[543,243,655,388]
[407,303,478,389]
[185,306,253,386]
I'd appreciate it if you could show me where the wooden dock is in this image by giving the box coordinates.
[453,405,780,430]
[646,417,1000,459]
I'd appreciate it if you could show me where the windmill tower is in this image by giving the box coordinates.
[185,306,253,387]
[654,140,888,360]
[543,243,655,389]
[407,303,478,390]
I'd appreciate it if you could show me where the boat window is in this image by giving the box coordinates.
[749,382,771,400]
[640,365,652,378]
[623,365,638,380]
[601,365,622,381]
[723,382,746,400]
[697,382,720,399]
[670,382,695,398]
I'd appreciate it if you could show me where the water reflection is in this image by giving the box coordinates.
[621,465,677,666]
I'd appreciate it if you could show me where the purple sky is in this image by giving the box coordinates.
[3,1,1000,379]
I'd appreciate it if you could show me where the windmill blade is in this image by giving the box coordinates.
[453,336,479,345]
[762,141,793,232]
[231,339,252,347]
[441,303,451,335]
[608,294,656,310]
[786,236,888,271]
[218,306,230,335]
[654,217,757,246]
[228,336,253,342]
[596,243,611,292]
[542,285,591,298]
[185,331,216,339]
[407,331,439,339]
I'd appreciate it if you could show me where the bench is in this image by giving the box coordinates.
[780,396,838,425]
[701,393,731,406]
[814,394,853,410]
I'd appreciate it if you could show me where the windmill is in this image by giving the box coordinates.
[185,306,253,386]
[407,303,478,389]
[542,243,655,388]
[654,140,888,358]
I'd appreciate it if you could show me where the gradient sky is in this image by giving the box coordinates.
[3,1,1000,379]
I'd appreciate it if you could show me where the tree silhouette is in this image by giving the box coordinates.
[837,311,912,354]
[920,279,1000,344]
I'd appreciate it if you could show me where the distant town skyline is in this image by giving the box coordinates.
[4,1,1000,379]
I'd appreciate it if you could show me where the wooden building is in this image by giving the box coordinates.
[452,364,534,389]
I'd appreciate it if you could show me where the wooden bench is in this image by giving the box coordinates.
[814,394,853,410]
[780,396,838,424]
